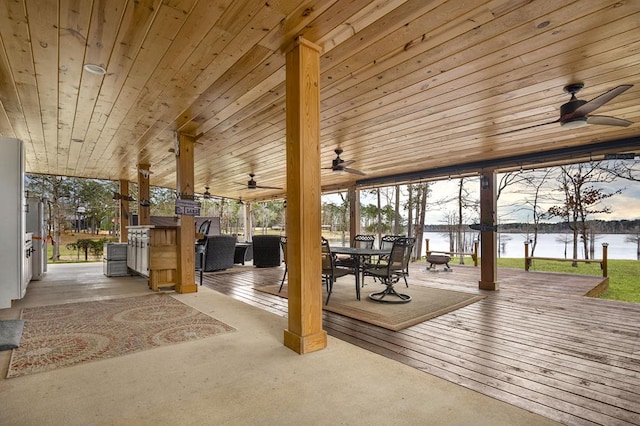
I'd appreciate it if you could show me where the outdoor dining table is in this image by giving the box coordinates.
[329,246,390,300]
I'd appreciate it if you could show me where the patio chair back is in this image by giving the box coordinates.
[352,234,375,249]
[379,234,403,251]
[381,237,416,280]
[321,237,354,305]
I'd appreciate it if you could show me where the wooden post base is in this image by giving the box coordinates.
[478,280,499,291]
[175,283,197,294]
[283,329,327,354]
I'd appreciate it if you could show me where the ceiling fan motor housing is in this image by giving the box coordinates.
[560,98,587,119]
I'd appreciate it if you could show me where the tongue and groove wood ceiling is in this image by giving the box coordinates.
[0,0,638,200]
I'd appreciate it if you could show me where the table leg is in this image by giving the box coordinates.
[355,256,361,300]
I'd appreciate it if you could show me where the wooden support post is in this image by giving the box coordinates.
[175,133,197,294]
[473,240,479,267]
[524,241,530,271]
[283,36,326,354]
[119,179,129,243]
[348,186,360,243]
[243,202,251,242]
[137,164,151,226]
[425,238,430,255]
[478,170,499,290]
[602,243,608,277]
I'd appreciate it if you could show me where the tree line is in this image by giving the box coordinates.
[26,157,639,264]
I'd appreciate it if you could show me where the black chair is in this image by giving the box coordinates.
[363,237,415,303]
[362,235,404,284]
[335,234,375,268]
[195,219,212,246]
[321,237,354,305]
[380,234,403,252]
[195,235,237,272]
[252,235,282,267]
[279,236,287,292]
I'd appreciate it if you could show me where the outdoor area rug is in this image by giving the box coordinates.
[6,294,235,378]
[255,283,485,331]
[0,320,25,351]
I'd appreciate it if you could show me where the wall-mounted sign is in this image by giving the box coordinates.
[175,199,201,216]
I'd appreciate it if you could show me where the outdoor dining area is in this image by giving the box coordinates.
[329,235,414,304]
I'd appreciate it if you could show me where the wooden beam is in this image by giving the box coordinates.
[478,169,498,290]
[119,179,129,243]
[175,133,197,294]
[137,163,151,226]
[283,37,326,354]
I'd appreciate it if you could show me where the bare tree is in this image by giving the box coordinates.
[625,230,640,260]
[522,169,553,256]
[599,158,640,181]
[547,162,621,265]
[393,184,401,235]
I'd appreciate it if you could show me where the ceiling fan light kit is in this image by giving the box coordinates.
[560,117,588,129]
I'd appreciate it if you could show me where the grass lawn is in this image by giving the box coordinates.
[47,231,118,262]
[496,257,640,304]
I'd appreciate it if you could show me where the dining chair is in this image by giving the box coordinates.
[321,237,354,305]
[362,234,403,284]
[278,236,287,293]
[335,234,375,268]
[363,237,416,303]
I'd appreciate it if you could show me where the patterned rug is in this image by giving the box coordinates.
[256,283,485,331]
[7,294,235,378]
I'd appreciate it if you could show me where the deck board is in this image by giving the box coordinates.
[201,263,640,426]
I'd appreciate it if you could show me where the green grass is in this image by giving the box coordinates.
[495,257,640,304]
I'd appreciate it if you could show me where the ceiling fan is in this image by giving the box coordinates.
[323,148,365,176]
[498,83,633,135]
[236,173,282,190]
[202,186,211,199]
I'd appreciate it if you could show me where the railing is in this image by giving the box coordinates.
[524,241,609,277]
[424,239,479,267]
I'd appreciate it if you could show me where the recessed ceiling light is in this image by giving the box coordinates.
[83,63,106,75]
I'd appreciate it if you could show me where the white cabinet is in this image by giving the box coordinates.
[127,226,177,291]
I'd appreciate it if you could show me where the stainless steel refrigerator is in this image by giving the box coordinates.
[0,137,27,309]
[26,197,47,280]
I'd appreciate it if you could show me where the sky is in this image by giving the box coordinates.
[324,163,640,225]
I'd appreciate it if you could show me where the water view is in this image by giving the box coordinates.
[422,232,640,260]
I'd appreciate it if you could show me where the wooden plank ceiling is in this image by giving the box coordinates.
[0,0,639,201]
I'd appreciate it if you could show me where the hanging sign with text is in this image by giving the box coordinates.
[175,199,201,216]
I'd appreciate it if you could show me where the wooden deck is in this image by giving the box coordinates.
[201,263,640,426]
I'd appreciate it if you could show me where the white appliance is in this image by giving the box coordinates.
[0,137,27,309]
[26,197,48,280]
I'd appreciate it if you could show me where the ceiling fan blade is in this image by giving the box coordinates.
[343,167,366,176]
[586,115,633,127]
[256,185,283,190]
[491,120,558,136]
[573,84,633,117]
[340,159,355,167]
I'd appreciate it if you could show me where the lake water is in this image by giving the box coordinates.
[421,232,639,260]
